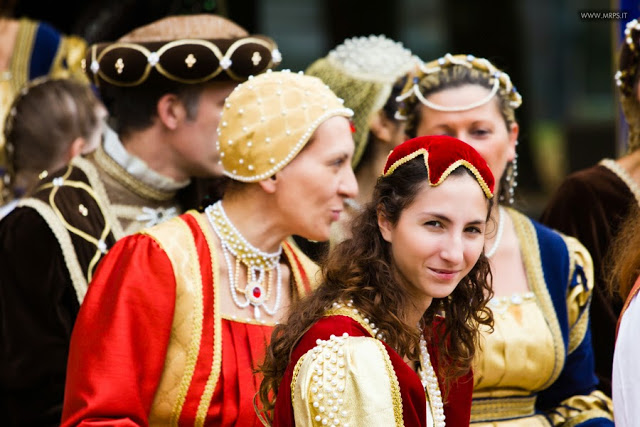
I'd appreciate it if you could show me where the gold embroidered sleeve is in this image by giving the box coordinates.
[563,235,594,354]
[292,335,404,426]
[543,390,613,426]
[51,34,89,83]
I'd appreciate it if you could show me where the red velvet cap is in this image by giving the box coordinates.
[382,135,495,198]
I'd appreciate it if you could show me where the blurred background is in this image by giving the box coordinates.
[12,0,639,216]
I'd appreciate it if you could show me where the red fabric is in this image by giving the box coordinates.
[382,135,495,194]
[62,214,301,426]
[272,315,473,427]
[428,318,474,427]
[61,234,176,426]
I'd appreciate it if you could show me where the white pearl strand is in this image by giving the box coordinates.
[205,201,283,319]
[419,334,446,427]
[485,206,504,259]
[328,301,445,426]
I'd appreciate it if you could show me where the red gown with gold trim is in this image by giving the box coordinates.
[273,313,473,426]
[61,211,317,426]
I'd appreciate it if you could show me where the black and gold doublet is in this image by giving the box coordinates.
[0,141,184,426]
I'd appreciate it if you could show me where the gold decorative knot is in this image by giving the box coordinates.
[78,204,89,217]
[38,170,49,180]
[251,51,262,66]
[115,58,124,74]
[185,53,197,68]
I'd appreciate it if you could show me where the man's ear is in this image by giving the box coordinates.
[369,111,393,144]
[156,93,186,130]
[377,209,393,243]
[258,173,278,194]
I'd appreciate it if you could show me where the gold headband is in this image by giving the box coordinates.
[396,53,522,118]
[217,70,353,182]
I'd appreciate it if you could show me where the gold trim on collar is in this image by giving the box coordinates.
[143,216,205,425]
[192,211,223,427]
[508,208,565,389]
[94,143,177,202]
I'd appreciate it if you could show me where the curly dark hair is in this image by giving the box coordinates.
[258,156,494,419]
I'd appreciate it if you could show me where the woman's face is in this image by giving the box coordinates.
[274,116,358,241]
[378,172,488,307]
[414,84,518,192]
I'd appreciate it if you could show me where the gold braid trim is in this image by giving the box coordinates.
[10,18,37,93]
[600,159,640,207]
[72,155,124,238]
[544,390,613,426]
[94,143,177,202]
[283,238,321,297]
[290,353,307,406]
[383,148,494,198]
[37,166,112,283]
[562,235,593,354]
[16,197,88,303]
[372,339,405,427]
[192,211,223,427]
[508,208,565,389]
[324,306,376,336]
[143,217,204,426]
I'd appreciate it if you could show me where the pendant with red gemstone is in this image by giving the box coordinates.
[246,282,266,305]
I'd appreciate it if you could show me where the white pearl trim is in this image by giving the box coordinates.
[220,108,353,182]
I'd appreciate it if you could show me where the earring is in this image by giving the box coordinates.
[499,140,518,206]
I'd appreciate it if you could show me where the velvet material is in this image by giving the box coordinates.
[273,315,473,427]
[30,20,62,79]
[531,218,601,412]
[0,208,80,427]
[382,135,495,196]
[540,164,631,396]
[87,36,278,88]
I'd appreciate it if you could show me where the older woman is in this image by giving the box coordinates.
[398,53,613,425]
[260,135,496,427]
[61,71,357,426]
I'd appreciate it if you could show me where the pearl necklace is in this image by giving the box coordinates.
[485,206,504,258]
[326,301,445,426]
[419,333,446,427]
[205,201,283,319]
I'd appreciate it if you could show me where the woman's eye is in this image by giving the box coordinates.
[465,226,482,234]
[471,129,490,137]
[424,221,442,228]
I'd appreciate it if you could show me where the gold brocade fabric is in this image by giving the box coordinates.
[292,336,403,426]
[472,296,553,426]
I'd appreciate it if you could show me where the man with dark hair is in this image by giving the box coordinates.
[0,14,280,426]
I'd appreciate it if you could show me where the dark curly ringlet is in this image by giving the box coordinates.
[258,156,494,420]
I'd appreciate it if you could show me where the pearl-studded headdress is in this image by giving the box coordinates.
[396,53,522,118]
[615,18,640,152]
[83,14,281,89]
[306,35,419,168]
[217,70,353,182]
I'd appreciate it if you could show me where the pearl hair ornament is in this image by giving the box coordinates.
[217,70,353,182]
[395,53,522,118]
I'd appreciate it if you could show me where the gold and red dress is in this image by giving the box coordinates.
[61,211,318,426]
[273,307,474,427]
